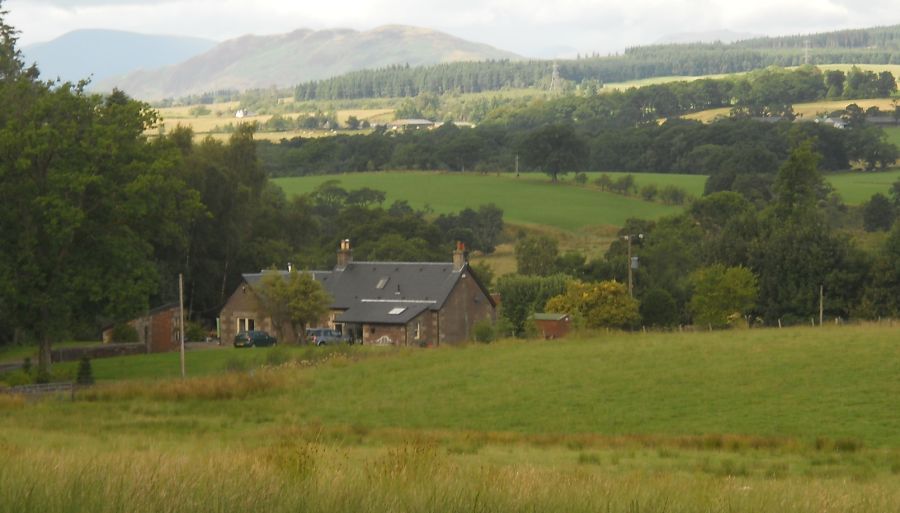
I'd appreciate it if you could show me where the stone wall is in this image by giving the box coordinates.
[438,268,496,344]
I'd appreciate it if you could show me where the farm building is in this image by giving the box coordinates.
[219,241,496,346]
[532,313,572,339]
[102,303,182,353]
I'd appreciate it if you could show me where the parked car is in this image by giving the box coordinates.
[234,330,277,348]
[306,328,349,346]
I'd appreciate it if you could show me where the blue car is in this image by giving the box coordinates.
[234,330,277,348]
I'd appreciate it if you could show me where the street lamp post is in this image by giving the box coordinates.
[623,234,643,297]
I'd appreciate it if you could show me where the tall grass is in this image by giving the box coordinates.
[2,442,900,513]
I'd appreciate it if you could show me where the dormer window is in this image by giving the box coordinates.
[376,277,390,289]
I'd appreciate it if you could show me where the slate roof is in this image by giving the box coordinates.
[334,301,431,325]
[241,260,491,325]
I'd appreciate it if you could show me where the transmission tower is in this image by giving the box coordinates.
[549,62,561,93]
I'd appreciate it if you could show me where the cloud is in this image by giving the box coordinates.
[6,0,900,55]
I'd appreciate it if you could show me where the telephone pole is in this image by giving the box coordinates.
[623,234,643,297]
[179,273,186,378]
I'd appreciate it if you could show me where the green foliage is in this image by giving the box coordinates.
[515,235,559,276]
[862,193,896,232]
[469,262,495,291]
[496,274,568,337]
[639,288,679,327]
[255,270,332,344]
[519,124,588,182]
[689,265,758,329]
[472,319,495,343]
[76,356,94,385]
[185,322,207,342]
[110,324,139,343]
[545,280,640,329]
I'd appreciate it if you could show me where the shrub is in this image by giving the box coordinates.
[76,356,94,385]
[639,288,679,327]
[3,370,32,387]
[574,172,587,185]
[472,319,496,343]
[21,357,31,374]
[110,323,139,343]
[185,322,206,342]
[639,184,659,201]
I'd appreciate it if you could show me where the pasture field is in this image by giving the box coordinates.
[275,171,706,231]
[685,97,898,123]
[3,325,900,512]
[826,168,900,204]
[151,102,394,139]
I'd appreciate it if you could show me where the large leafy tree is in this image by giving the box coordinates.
[0,6,201,371]
[688,265,758,328]
[519,124,587,182]
[255,270,331,344]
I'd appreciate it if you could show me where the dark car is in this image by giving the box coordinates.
[234,330,277,348]
[306,328,348,346]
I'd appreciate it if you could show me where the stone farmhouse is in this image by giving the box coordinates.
[219,241,496,346]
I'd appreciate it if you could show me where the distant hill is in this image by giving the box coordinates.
[22,29,217,85]
[97,25,522,100]
[292,24,900,102]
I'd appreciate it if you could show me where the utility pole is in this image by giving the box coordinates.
[179,273,186,378]
[515,154,519,177]
[819,285,824,327]
[623,234,643,297]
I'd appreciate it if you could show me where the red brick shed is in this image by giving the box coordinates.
[532,313,572,339]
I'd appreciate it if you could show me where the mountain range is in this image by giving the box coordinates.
[22,29,218,85]
[89,25,521,100]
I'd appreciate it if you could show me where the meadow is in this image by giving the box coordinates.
[275,171,706,231]
[3,325,900,512]
[826,167,900,204]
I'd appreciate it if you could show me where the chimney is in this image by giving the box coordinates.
[336,239,352,270]
[452,241,467,272]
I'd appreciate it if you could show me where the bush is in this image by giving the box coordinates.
[574,172,587,185]
[110,323,139,343]
[639,184,659,201]
[76,356,94,385]
[639,288,679,327]
[185,322,206,342]
[472,319,496,343]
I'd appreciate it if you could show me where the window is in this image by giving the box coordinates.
[388,307,407,315]
[237,318,255,332]
[376,277,390,289]
[413,322,421,340]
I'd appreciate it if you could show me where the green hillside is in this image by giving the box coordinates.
[275,172,706,231]
[4,326,900,512]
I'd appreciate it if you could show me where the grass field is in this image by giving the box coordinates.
[826,168,900,204]
[275,171,706,231]
[151,102,394,140]
[3,325,900,512]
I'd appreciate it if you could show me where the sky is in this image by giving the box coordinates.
[7,0,900,57]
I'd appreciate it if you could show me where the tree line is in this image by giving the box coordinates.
[290,24,900,101]
[494,143,900,336]
[0,7,509,373]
